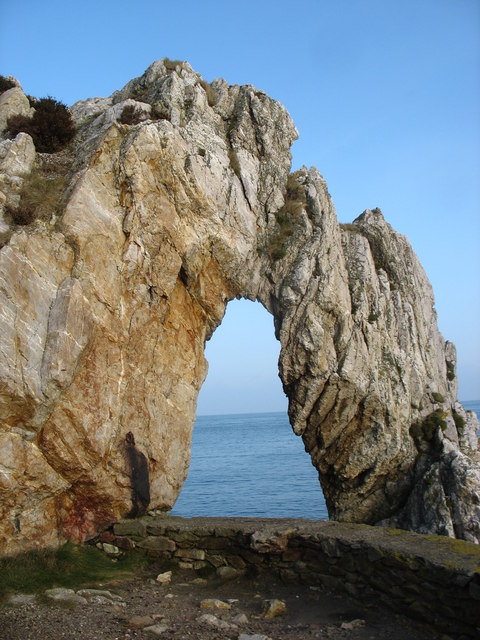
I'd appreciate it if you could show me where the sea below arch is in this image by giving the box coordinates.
[172,411,328,519]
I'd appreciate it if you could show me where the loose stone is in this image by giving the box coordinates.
[340,618,366,630]
[216,565,241,580]
[200,598,232,610]
[128,615,155,628]
[197,613,236,630]
[143,623,169,636]
[44,588,87,605]
[156,570,172,585]
[232,613,249,624]
[263,598,286,619]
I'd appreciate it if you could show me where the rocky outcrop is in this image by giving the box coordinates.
[0,132,36,238]
[0,60,478,554]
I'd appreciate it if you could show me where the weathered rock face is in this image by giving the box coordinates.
[0,60,478,554]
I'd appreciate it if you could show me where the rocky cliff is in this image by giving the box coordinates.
[0,61,478,555]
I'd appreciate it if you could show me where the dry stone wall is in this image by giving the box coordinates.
[101,516,480,638]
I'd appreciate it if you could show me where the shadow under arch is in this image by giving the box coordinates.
[172,298,327,519]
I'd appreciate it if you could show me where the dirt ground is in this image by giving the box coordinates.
[0,563,446,640]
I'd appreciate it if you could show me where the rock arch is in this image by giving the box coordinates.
[0,60,478,554]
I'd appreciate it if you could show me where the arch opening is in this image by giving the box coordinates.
[172,299,327,519]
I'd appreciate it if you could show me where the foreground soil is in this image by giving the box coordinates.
[0,563,443,640]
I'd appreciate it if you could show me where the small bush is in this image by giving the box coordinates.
[432,392,445,404]
[409,421,423,440]
[119,104,143,125]
[0,75,16,95]
[423,411,447,440]
[7,96,75,153]
[453,412,466,430]
[446,361,455,382]
[410,410,447,443]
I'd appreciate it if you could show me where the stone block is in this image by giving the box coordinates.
[137,536,176,552]
[175,547,205,560]
[226,554,246,570]
[205,553,226,567]
[113,519,147,538]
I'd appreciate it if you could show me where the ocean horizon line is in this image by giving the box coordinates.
[197,399,480,420]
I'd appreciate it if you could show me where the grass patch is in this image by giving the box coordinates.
[6,156,70,226]
[268,172,306,261]
[0,542,147,599]
[432,392,445,404]
[164,58,183,72]
[199,79,216,107]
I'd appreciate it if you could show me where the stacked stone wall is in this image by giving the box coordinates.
[99,516,480,638]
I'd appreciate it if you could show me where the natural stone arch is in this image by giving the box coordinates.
[0,60,478,554]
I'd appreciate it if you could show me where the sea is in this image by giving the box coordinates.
[171,401,480,520]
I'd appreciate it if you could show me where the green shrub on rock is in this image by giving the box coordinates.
[410,410,448,443]
[453,412,466,431]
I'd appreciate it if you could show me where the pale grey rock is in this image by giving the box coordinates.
[0,86,34,135]
[197,613,236,630]
[216,566,242,580]
[0,132,36,236]
[45,587,87,605]
[156,570,172,584]
[69,96,113,126]
[143,623,169,636]
[0,59,478,553]
[102,542,120,556]
[232,613,249,624]
[454,401,479,454]
[77,588,123,601]
[8,593,37,605]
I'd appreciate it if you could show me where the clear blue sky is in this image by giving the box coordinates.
[1,0,479,411]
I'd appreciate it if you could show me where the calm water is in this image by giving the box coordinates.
[172,402,480,519]
[172,412,327,519]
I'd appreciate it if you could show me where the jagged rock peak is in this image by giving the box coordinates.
[0,60,478,555]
